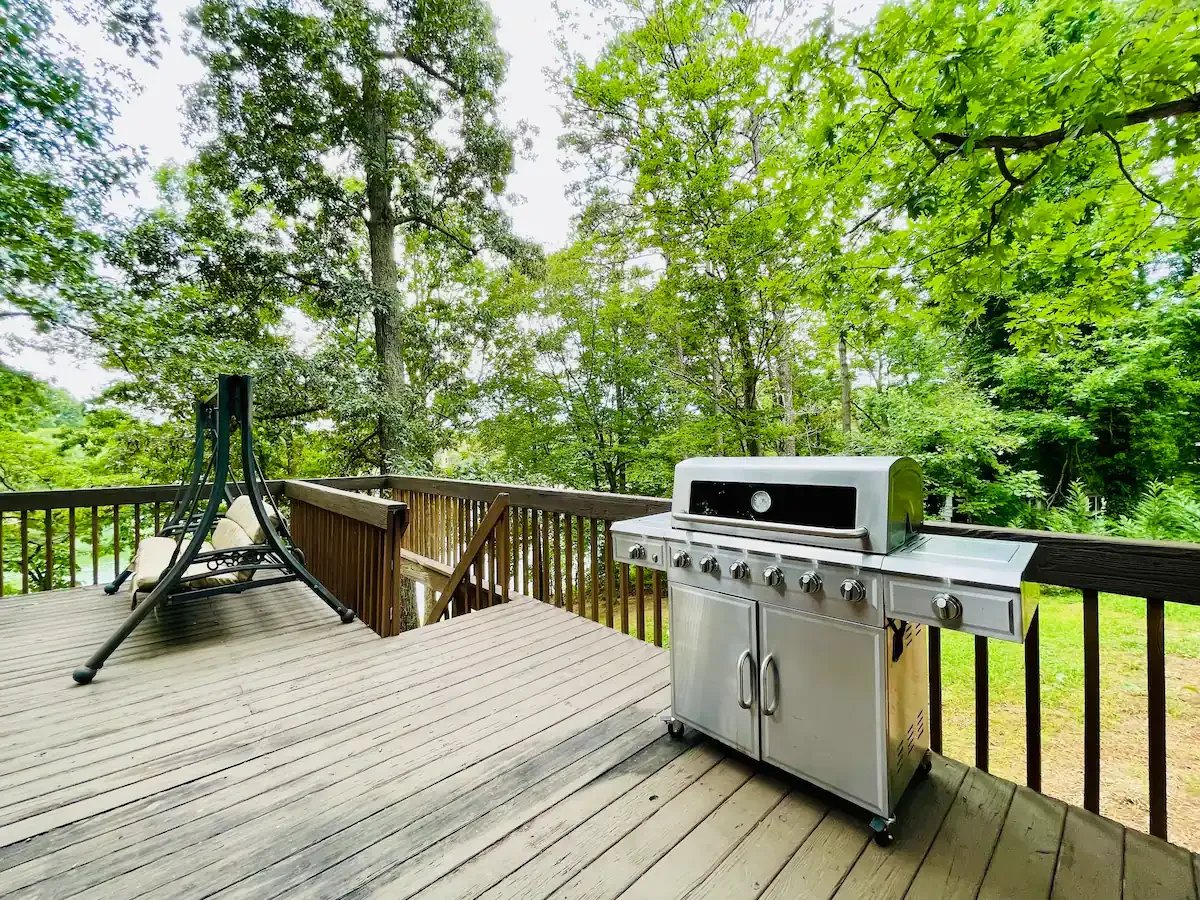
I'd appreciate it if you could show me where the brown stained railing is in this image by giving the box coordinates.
[387,474,1197,843]
[0,477,389,598]
[422,492,510,625]
[283,480,407,637]
[4,473,1196,843]
[389,476,671,648]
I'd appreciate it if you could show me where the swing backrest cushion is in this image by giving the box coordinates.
[211,517,255,552]
[223,495,279,545]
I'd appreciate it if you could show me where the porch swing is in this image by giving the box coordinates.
[72,374,355,684]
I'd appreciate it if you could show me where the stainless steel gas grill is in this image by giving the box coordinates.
[610,456,1039,845]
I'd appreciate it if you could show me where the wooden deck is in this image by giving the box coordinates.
[0,583,1196,900]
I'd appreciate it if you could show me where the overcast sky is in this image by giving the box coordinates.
[6,0,879,401]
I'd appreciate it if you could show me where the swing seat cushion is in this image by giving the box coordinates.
[128,496,278,595]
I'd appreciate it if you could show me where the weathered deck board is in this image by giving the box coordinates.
[0,582,1189,900]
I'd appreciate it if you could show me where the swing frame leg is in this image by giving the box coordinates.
[104,568,133,595]
[73,582,175,683]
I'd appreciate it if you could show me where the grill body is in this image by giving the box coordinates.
[612,456,1038,832]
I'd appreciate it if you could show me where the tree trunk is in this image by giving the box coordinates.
[777,339,796,455]
[362,58,406,473]
[839,331,852,436]
[362,56,418,629]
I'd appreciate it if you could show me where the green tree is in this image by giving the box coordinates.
[187,0,536,469]
[478,226,676,493]
[0,0,160,334]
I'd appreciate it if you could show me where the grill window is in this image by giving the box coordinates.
[688,481,857,529]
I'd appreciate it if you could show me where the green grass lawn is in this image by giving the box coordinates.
[935,588,1200,849]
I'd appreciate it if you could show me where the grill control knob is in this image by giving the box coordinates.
[931,593,963,622]
[839,579,867,603]
[699,555,720,574]
[729,560,750,580]
[628,543,647,561]
[671,550,690,569]
[763,566,784,587]
[798,571,822,594]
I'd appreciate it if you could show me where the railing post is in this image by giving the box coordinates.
[1083,588,1101,814]
[1025,608,1042,792]
[1147,597,1167,839]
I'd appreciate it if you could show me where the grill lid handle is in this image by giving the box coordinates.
[672,511,869,541]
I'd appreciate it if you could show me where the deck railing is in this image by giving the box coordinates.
[284,480,409,636]
[3,473,1197,844]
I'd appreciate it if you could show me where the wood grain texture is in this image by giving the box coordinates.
[906,766,1015,899]
[1050,806,1125,900]
[0,582,1177,900]
[978,786,1067,900]
[1122,828,1197,900]
[760,809,868,900]
[688,790,828,900]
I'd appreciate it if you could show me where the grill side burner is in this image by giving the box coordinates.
[611,455,1038,846]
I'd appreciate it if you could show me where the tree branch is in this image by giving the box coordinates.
[1100,129,1164,208]
[397,213,478,255]
[856,66,915,112]
[931,92,1200,151]
[378,49,467,96]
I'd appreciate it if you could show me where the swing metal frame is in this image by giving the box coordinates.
[72,375,355,685]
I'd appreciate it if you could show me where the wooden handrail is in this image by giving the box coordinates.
[286,484,409,637]
[282,480,405,530]
[0,476,390,512]
[389,475,668,520]
[424,492,510,625]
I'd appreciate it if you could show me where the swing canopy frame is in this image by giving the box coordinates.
[72,375,354,684]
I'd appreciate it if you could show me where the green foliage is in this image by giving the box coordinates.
[5,0,1200,547]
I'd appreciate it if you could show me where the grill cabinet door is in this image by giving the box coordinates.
[758,604,887,815]
[668,584,759,758]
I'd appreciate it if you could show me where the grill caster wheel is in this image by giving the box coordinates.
[869,816,895,847]
[666,719,685,740]
[916,751,933,779]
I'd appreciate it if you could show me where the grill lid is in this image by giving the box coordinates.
[671,456,923,553]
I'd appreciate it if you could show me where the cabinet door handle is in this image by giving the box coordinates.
[736,649,754,709]
[760,653,778,716]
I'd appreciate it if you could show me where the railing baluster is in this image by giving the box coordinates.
[589,518,599,622]
[44,509,53,591]
[90,506,99,585]
[636,564,645,642]
[540,508,551,603]
[500,510,510,604]
[975,634,989,771]
[0,514,5,597]
[653,570,664,647]
[68,508,77,588]
[1025,608,1042,792]
[133,502,142,552]
[564,513,574,613]
[1147,596,1167,839]
[550,512,561,607]
[20,510,29,594]
[154,501,162,533]
[575,515,584,616]
[619,560,630,636]
[1083,587,1101,814]
[929,627,943,754]
[112,504,121,579]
